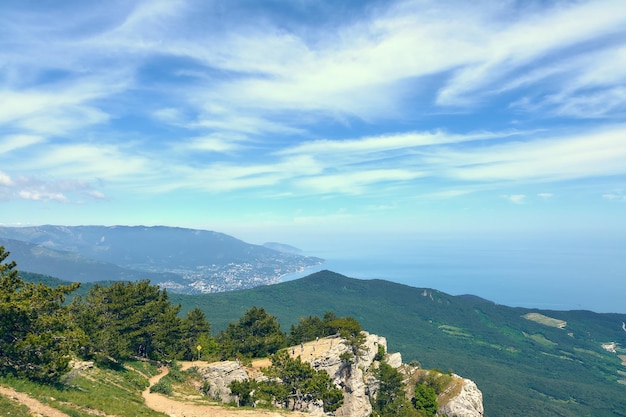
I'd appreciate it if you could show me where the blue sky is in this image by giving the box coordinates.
[1,0,625,248]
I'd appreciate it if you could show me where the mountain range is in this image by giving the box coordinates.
[169,271,626,417]
[0,225,322,293]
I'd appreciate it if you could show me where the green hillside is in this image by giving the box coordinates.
[170,270,626,417]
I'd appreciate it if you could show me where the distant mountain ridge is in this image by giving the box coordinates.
[0,237,180,283]
[262,241,303,254]
[0,225,323,293]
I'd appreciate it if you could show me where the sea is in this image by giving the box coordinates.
[281,233,626,315]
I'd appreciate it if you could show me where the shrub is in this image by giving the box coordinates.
[374,344,386,361]
[167,361,185,383]
[150,379,172,395]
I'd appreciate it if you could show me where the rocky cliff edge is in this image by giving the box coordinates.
[197,332,483,417]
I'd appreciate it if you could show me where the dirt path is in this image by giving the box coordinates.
[141,338,338,417]
[0,339,337,417]
[289,337,336,362]
[0,385,71,417]
[142,364,308,417]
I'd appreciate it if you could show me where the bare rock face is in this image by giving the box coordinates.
[304,332,386,417]
[386,352,403,369]
[196,361,248,402]
[439,376,484,417]
[194,332,484,417]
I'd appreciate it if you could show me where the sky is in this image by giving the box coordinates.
[1,0,626,249]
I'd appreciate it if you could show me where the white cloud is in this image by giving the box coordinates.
[18,190,69,203]
[443,126,626,183]
[1,0,625,207]
[537,193,553,199]
[437,0,626,107]
[152,108,185,124]
[23,143,152,183]
[177,135,244,153]
[602,191,626,201]
[192,113,305,136]
[0,135,46,154]
[87,190,107,200]
[158,155,324,194]
[0,173,107,204]
[279,130,518,157]
[296,169,423,194]
[0,172,13,186]
[547,87,626,119]
[504,194,526,205]
[421,189,476,200]
[2,0,624,153]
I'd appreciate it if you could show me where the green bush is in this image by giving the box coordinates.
[374,344,386,361]
[201,381,211,396]
[167,361,185,383]
[150,379,172,395]
[412,384,438,417]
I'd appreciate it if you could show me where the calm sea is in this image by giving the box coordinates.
[281,233,626,314]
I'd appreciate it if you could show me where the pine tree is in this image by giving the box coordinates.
[371,361,422,417]
[74,280,187,360]
[217,306,286,358]
[263,350,343,412]
[181,308,212,360]
[0,246,82,382]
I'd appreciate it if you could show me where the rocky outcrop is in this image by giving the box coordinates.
[195,332,483,417]
[300,332,483,417]
[438,376,484,417]
[304,332,386,417]
[196,360,248,402]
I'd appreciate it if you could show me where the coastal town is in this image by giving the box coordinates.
[157,260,321,293]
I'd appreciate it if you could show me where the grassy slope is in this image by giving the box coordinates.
[170,270,626,417]
[0,394,32,417]
[0,360,164,417]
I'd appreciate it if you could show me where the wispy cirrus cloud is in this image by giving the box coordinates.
[441,126,626,183]
[0,135,46,154]
[296,169,423,195]
[173,134,246,154]
[3,0,625,147]
[1,0,625,231]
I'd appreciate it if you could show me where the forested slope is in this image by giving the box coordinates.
[171,270,626,417]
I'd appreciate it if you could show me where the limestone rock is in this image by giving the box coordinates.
[304,332,385,417]
[439,375,484,417]
[196,361,248,402]
[386,352,403,368]
[194,332,484,417]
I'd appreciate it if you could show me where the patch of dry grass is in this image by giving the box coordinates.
[523,313,567,329]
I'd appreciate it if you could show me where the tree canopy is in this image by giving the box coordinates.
[0,246,83,382]
[71,280,212,362]
[229,350,344,412]
[217,306,286,359]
